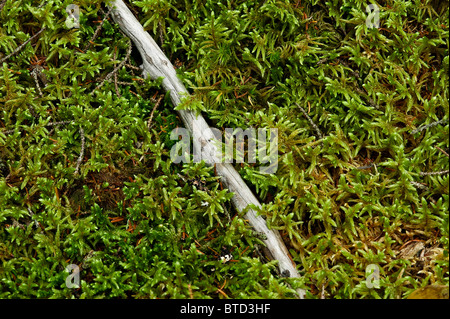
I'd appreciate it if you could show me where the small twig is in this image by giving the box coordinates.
[125,63,140,71]
[419,170,449,176]
[113,46,121,97]
[335,56,380,110]
[47,120,73,127]
[124,0,140,18]
[158,21,165,48]
[435,146,449,158]
[410,181,429,191]
[295,102,323,139]
[27,206,40,229]
[0,129,16,135]
[338,58,360,80]
[254,244,269,263]
[316,57,328,65]
[177,173,187,182]
[74,126,85,176]
[116,81,134,86]
[353,86,380,109]
[83,6,114,52]
[0,27,46,64]
[139,95,165,162]
[410,118,449,135]
[147,95,164,130]
[0,120,73,136]
[222,202,231,224]
[320,282,327,299]
[356,162,374,170]
[31,67,43,97]
[90,39,132,94]
[11,218,25,230]
[37,1,48,9]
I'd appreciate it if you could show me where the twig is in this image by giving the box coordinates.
[410,181,429,191]
[338,58,360,80]
[320,282,327,299]
[411,118,449,135]
[90,38,132,94]
[337,57,381,109]
[222,202,231,224]
[1,129,16,135]
[83,6,114,52]
[139,95,166,164]
[158,21,165,48]
[116,81,134,85]
[177,173,187,182]
[46,120,73,127]
[74,126,85,176]
[419,170,449,176]
[125,63,140,71]
[0,120,73,135]
[319,56,380,109]
[147,95,164,130]
[0,27,46,64]
[295,102,323,139]
[316,57,328,65]
[353,86,380,109]
[31,67,43,97]
[435,146,449,158]
[11,218,25,230]
[27,206,40,229]
[37,1,48,9]
[356,162,374,170]
[113,46,121,97]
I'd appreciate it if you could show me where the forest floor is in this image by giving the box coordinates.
[0,0,448,299]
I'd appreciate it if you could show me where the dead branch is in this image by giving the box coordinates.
[90,38,132,94]
[83,6,114,52]
[411,118,449,135]
[74,126,85,176]
[419,170,449,176]
[147,95,164,130]
[295,102,323,139]
[0,27,46,64]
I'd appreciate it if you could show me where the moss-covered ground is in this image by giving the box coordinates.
[0,0,448,298]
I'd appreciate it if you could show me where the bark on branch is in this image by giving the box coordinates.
[109,0,305,298]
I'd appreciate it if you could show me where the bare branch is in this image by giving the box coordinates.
[295,102,323,139]
[74,126,85,176]
[419,170,449,176]
[0,120,73,136]
[435,146,449,158]
[147,95,164,130]
[0,27,46,64]
[90,38,132,94]
[113,47,121,97]
[83,6,114,52]
[410,181,429,191]
[411,118,449,135]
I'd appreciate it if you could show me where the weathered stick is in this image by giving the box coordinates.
[109,0,305,298]
[0,27,46,64]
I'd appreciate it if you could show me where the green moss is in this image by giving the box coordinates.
[0,0,448,298]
